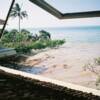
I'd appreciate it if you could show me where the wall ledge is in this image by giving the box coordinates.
[0,66,100,99]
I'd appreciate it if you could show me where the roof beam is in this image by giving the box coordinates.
[62,11,100,19]
[29,0,62,19]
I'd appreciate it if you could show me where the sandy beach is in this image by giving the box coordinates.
[24,42,100,89]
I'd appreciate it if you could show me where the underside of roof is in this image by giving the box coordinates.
[29,0,100,19]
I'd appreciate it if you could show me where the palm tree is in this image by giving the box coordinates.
[39,30,51,40]
[10,3,28,33]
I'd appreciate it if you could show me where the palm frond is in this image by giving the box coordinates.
[21,11,28,18]
[15,3,21,12]
[10,11,18,18]
[10,3,28,32]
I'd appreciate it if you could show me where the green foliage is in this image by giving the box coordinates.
[1,31,29,43]
[0,29,9,35]
[39,30,51,40]
[31,39,65,49]
[96,76,100,90]
[83,59,100,89]
[10,3,28,19]
[1,32,15,43]
[31,34,39,41]
[10,3,28,32]
[21,29,30,35]
[96,76,100,86]
[43,39,65,48]
[15,33,29,42]
[13,39,65,53]
[31,41,46,49]
[15,43,31,53]
[10,29,18,34]
[0,29,65,54]
[95,57,100,65]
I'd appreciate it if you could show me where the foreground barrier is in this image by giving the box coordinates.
[0,66,100,99]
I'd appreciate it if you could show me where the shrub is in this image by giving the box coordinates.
[95,57,100,65]
[95,76,100,90]
[39,30,51,40]
[21,29,30,35]
[15,33,29,42]
[14,39,65,53]
[0,29,65,54]
[10,29,18,34]
[45,39,65,48]
[15,43,32,53]
[1,31,29,43]
[31,39,65,49]
[31,41,46,49]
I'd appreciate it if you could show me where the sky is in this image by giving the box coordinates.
[45,0,100,13]
[0,0,100,29]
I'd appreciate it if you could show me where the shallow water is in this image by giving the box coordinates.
[0,61,47,74]
[19,66,47,74]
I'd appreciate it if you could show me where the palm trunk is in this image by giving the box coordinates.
[19,16,20,33]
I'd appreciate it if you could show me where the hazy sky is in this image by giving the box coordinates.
[0,0,100,29]
[45,0,100,13]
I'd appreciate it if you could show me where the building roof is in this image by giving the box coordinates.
[29,0,100,19]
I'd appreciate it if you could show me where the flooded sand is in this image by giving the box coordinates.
[0,42,100,89]
[25,43,100,89]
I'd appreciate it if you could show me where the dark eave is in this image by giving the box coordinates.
[62,11,100,19]
[29,0,100,19]
[29,0,62,19]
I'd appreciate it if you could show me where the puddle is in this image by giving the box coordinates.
[18,66,47,74]
[0,61,47,74]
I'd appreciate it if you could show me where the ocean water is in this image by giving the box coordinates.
[28,26,100,43]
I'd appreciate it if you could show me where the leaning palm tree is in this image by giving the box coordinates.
[39,30,51,40]
[10,3,28,33]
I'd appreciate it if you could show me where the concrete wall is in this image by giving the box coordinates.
[0,66,100,99]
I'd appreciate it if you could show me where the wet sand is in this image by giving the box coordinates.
[25,42,100,89]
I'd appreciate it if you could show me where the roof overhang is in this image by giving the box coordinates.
[29,0,100,19]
